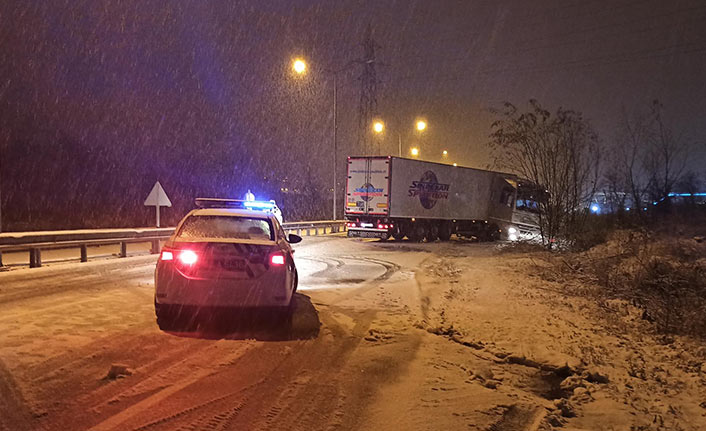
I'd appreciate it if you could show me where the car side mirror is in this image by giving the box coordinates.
[287,234,302,244]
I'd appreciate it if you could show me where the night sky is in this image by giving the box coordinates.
[1,0,705,229]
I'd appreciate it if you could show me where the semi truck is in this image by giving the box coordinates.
[344,156,540,241]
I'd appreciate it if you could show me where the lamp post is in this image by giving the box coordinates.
[291,57,357,221]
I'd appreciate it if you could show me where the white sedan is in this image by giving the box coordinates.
[154,207,301,328]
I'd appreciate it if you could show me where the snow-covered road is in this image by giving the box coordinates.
[1,236,704,430]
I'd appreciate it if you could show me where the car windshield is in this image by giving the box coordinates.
[176,215,273,241]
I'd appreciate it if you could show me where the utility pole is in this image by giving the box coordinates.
[356,24,380,155]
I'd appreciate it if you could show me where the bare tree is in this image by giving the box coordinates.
[614,107,652,215]
[675,171,701,208]
[644,100,688,206]
[613,100,689,215]
[489,100,601,248]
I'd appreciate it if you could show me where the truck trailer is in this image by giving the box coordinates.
[344,156,538,241]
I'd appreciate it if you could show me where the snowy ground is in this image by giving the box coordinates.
[0,235,704,430]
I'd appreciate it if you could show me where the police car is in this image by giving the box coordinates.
[154,198,301,327]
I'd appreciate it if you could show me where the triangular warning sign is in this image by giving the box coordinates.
[144,181,172,207]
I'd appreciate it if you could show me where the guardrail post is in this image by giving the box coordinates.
[30,248,42,268]
[80,245,88,262]
[120,241,127,258]
[150,239,160,254]
[297,228,301,236]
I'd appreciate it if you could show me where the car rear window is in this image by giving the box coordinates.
[176,215,273,241]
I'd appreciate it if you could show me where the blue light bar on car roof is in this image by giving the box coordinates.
[195,197,277,211]
[243,200,275,210]
[195,198,245,209]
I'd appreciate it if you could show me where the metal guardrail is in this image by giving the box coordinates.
[0,221,347,268]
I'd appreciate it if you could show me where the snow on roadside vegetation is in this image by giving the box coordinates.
[407,244,706,430]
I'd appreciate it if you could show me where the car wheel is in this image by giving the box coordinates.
[275,301,295,326]
[155,302,174,330]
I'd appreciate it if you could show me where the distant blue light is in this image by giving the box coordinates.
[668,192,706,197]
[590,204,600,213]
[243,200,275,210]
[626,207,631,211]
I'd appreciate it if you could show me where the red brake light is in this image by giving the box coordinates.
[179,250,198,265]
[161,250,173,261]
[270,254,285,265]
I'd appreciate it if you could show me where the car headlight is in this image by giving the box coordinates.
[508,227,517,234]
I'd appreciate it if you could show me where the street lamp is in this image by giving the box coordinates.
[292,58,307,75]
[373,118,427,157]
[442,150,448,156]
[290,56,358,221]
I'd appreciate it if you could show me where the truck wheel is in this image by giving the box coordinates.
[409,223,426,242]
[425,224,439,242]
[391,225,404,241]
[438,222,452,241]
[488,225,501,241]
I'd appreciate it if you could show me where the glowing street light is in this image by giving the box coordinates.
[442,150,448,156]
[453,162,457,167]
[410,147,420,157]
[373,121,384,133]
[416,120,427,131]
[292,58,307,75]
[288,55,358,220]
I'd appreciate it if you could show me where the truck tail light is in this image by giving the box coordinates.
[270,254,285,265]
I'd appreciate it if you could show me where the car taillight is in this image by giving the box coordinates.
[377,224,383,229]
[160,250,174,261]
[178,250,198,265]
[270,254,285,265]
